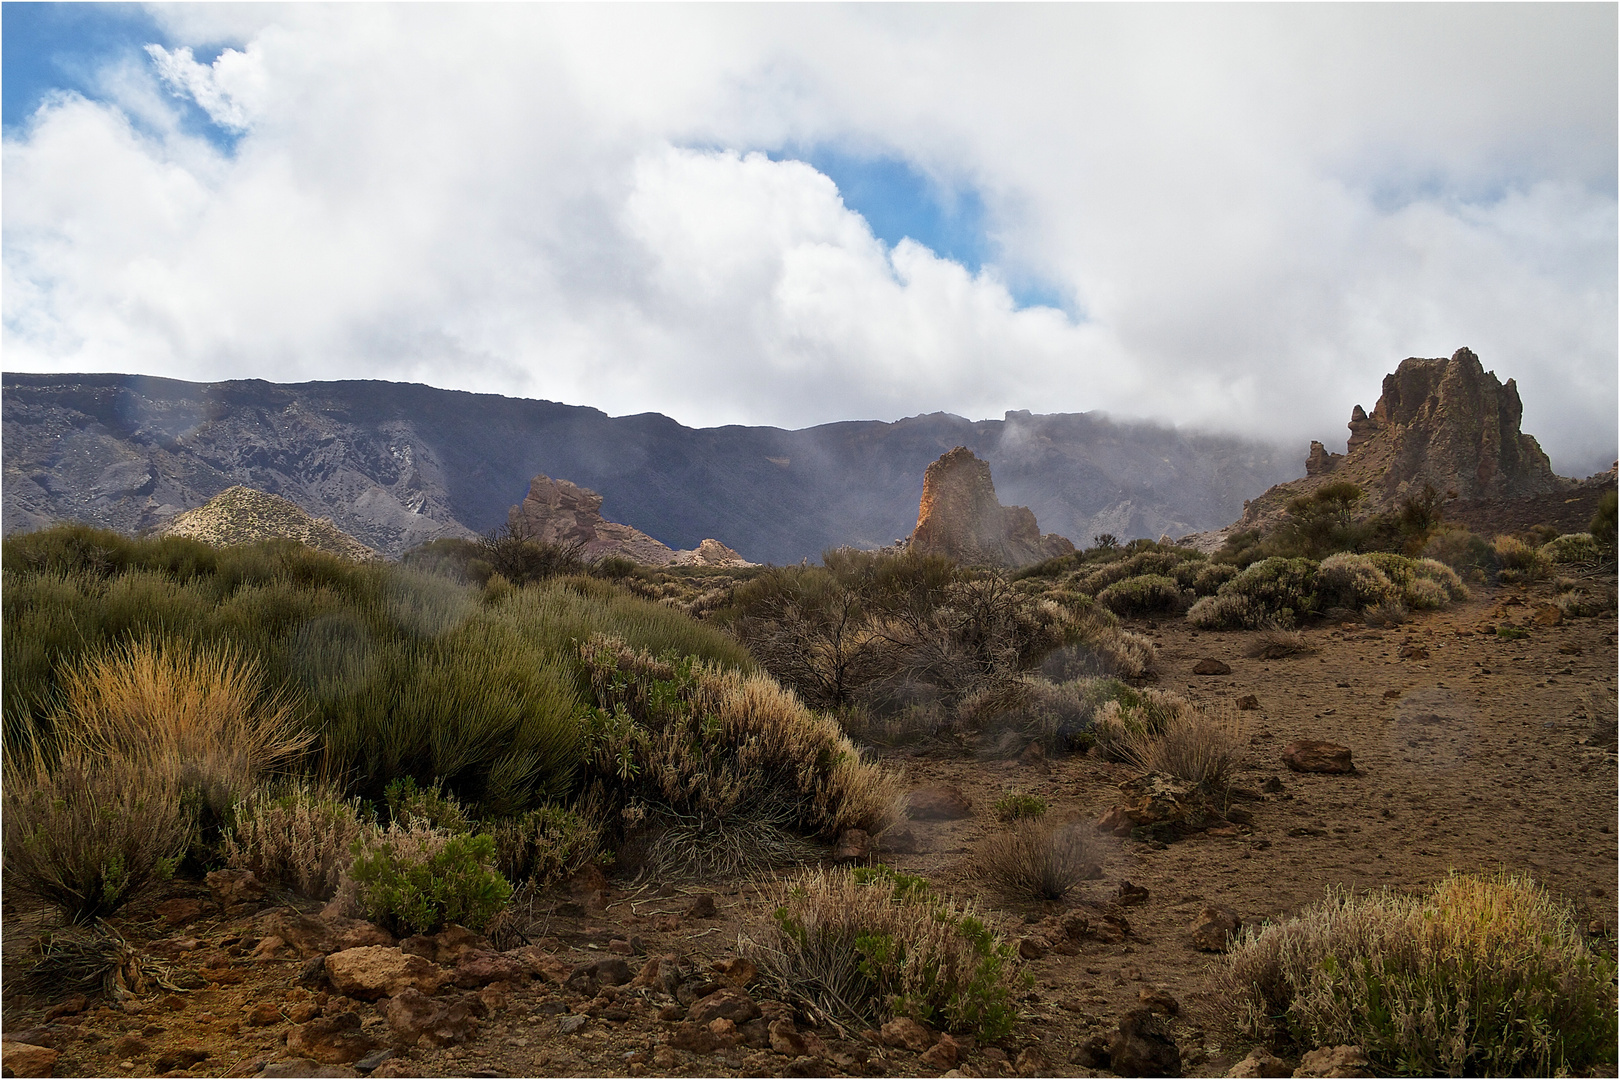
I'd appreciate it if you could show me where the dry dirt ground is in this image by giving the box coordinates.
[4,574,1616,1080]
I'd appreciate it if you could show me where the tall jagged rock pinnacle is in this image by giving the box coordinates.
[908,447,1075,567]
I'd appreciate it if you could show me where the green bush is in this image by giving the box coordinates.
[1421,526,1496,576]
[1542,533,1602,565]
[993,791,1048,822]
[349,824,512,936]
[490,805,602,887]
[753,867,1023,1039]
[1494,535,1552,583]
[1190,562,1239,595]
[1314,553,1395,611]
[2,748,189,923]
[1095,574,1183,616]
[384,777,473,834]
[1220,872,1617,1076]
[1592,490,1617,548]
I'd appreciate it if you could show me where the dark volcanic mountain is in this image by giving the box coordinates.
[2,373,1297,563]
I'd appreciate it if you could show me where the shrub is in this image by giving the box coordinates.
[1364,600,1409,628]
[1191,562,1239,595]
[1187,592,1264,631]
[1315,553,1395,611]
[384,777,473,833]
[752,867,1023,1039]
[224,783,370,900]
[1013,676,1143,752]
[980,819,1102,903]
[1421,526,1496,576]
[1541,533,1601,564]
[1246,627,1315,659]
[1592,489,1617,548]
[473,526,586,586]
[1402,577,1449,610]
[348,823,512,936]
[2,748,189,923]
[1219,872,1618,1076]
[577,636,901,875]
[54,640,311,841]
[12,921,157,1000]
[1039,604,1157,680]
[1111,705,1245,795]
[489,805,602,887]
[1493,535,1551,582]
[993,791,1048,822]
[1089,687,1195,760]
[1095,574,1183,616]
[1411,557,1469,600]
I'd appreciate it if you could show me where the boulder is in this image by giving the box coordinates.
[323,947,446,1000]
[383,990,487,1048]
[879,1017,935,1053]
[1097,773,1211,839]
[1,1042,59,1078]
[1191,906,1242,952]
[920,1034,961,1069]
[907,446,1074,568]
[1228,1048,1292,1077]
[206,869,267,912]
[509,475,754,567]
[1193,658,1232,676]
[270,914,394,959]
[1281,740,1354,774]
[285,1013,378,1065]
[906,784,973,821]
[832,829,871,862]
[1108,1009,1181,1077]
[687,987,761,1025]
[451,950,528,989]
[1292,1045,1373,1078]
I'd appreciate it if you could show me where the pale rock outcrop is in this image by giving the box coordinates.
[907,447,1074,567]
[158,486,379,561]
[508,475,754,567]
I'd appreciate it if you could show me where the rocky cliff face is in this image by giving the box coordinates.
[1240,348,1566,529]
[909,447,1075,567]
[508,475,754,567]
[157,486,379,561]
[3,374,1298,562]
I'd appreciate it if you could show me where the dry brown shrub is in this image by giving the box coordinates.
[1113,704,1246,795]
[1246,627,1316,660]
[224,782,371,900]
[979,818,1102,902]
[2,746,190,923]
[57,640,312,822]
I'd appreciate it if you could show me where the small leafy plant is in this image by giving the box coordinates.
[348,824,511,936]
[994,790,1048,822]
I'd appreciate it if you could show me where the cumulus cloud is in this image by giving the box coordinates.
[3,4,1615,474]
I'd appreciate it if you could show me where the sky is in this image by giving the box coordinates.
[4,3,1616,477]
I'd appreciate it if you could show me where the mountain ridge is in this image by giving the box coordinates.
[2,372,1299,563]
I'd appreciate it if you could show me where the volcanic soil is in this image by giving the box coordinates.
[4,574,1616,1080]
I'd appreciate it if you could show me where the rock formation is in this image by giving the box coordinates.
[1238,348,1566,529]
[157,486,379,561]
[908,447,1075,567]
[508,475,753,567]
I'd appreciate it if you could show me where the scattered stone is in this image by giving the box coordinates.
[153,1048,211,1072]
[1,1042,60,1078]
[452,949,527,989]
[920,1034,961,1069]
[1108,1009,1181,1077]
[286,1002,321,1025]
[685,894,718,919]
[1014,1046,1048,1076]
[206,869,267,912]
[833,829,871,862]
[566,958,634,995]
[1138,988,1180,1016]
[558,1014,588,1035]
[503,946,572,984]
[1097,773,1211,840]
[286,1014,377,1066]
[665,1022,719,1053]
[1292,1045,1373,1078]
[1116,881,1150,906]
[154,898,208,928]
[259,1058,324,1078]
[42,996,89,1022]
[1070,1034,1111,1069]
[324,947,446,1000]
[1191,906,1243,952]
[1017,936,1048,960]
[1281,740,1355,774]
[1227,1048,1291,1077]
[352,1049,396,1074]
[608,938,634,955]
[879,1016,935,1053]
[113,1035,152,1058]
[1396,644,1430,660]
[688,987,761,1025]
[782,1055,830,1077]
[245,1001,284,1026]
[1236,694,1260,710]
[1260,776,1285,794]
[769,1020,808,1057]
[297,955,329,989]
[1531,605,1563,628]
[370,1060,421,1078]
[878,827,924,855]
[252,935,289,960]
[1193,658,1232,675]
[906,784,973,821]
[272,915,394,959]
[713,956,757,987]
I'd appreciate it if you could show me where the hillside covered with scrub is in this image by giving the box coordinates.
[2,469,1616,1079]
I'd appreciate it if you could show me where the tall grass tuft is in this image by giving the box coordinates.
[979,819,1101,902]
[1112,705,1246,796]
[1219,872,1618,1076]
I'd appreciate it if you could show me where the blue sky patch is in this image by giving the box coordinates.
[775,146,1073,315]
[3,2,240,149]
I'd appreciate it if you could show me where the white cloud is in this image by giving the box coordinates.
[3,4,1615,474]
